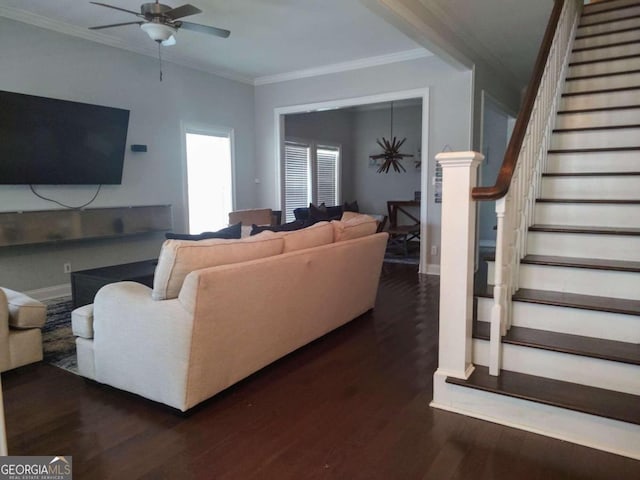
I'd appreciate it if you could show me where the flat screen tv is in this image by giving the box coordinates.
[0,90,130,185]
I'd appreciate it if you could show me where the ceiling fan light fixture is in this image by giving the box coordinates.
[140,22,176,42]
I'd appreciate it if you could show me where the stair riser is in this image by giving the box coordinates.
[583,0,640,15]
[547,150,640,173]
[492,263,640,300]
[474,338,640,395]
[551,127,640,149]
[561,89,640,110]
[577,15,640,37]
[477,297,640,342]
[433,374,640,461]
[554,107,640,127]
[528,231,640,261]
[568,56,640,78]
[574,26,640,50]
[581,5,640,26]
[535,203,640,228]
[540,176,640,199]
[572,42,640,62]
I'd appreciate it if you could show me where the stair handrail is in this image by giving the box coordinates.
[485,0,583,375]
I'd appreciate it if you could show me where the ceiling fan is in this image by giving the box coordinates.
[89,1,230,46]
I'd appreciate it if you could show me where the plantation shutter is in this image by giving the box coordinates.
[284,141,310,222]
[316,146,339,206]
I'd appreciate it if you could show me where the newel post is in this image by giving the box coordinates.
[435,151,483,380]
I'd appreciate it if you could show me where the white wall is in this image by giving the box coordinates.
[0,19,255,291]
[254,55,473,269]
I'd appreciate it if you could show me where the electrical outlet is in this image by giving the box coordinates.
[63,262,72,274]
[431,246,438,256]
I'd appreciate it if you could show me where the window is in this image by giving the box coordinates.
[185,129,233,233]
[283,140,340,222]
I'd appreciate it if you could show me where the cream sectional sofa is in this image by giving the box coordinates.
[73,214,388,411]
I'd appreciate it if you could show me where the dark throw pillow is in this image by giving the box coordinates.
[250,219,307,235]
[343,200,359,213]
[165,222,242,241]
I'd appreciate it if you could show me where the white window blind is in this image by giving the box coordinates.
[284,142,310,222]
[316,146,339,207]
[284,140,341,222]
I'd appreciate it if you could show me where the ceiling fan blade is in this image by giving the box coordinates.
[179,21,230,38]
[89,21,144,30]
[89,2,141,17]
[165,4,202,20]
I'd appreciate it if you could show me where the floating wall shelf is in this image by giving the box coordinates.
[0,205,172,248]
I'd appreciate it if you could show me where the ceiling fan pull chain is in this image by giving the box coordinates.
[158,42,163,82]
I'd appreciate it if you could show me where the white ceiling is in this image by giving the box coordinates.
[0,0,553,87]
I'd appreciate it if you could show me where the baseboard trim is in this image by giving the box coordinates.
[25,284,72,301]
[424,264,441,275]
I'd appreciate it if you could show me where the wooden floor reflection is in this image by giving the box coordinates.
[3,263,639,479]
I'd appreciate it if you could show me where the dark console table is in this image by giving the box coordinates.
[71,259,157,308]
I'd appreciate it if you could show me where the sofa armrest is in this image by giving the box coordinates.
[91,281,195,410]
[72,304,94,339]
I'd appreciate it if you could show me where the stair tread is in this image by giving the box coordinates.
[474,321,640,365]
[557,104,640,113]
[521,254,640,272]
[566,68,640,80]
[577,12,640,29]
[576,25,640,41]
[446,366,640,425]
[573,39,640,54]
[537,197,640,203]
[530,224,640,235]
[541,171,640,176]
[562,86,640,96]
[514,288,640,317]
[570,53,640,66]
[583,3,640,18]
[554,124,640,132]
[548,146,640,153]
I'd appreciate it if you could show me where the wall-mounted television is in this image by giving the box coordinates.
[0,90,130,185]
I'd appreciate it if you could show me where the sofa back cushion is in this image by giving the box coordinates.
[280,221,334,253]
[152,232,284,300]
[332,214,378,242]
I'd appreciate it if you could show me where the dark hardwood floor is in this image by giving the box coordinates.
[3,263,640,479]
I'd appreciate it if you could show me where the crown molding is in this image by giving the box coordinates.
[0,5,254,85]
[253,48,432,86]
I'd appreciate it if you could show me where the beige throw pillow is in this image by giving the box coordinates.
[332,214,378,242]
[152,232,284,300]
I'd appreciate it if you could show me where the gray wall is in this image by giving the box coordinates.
[284,110,356,202]
[0,19,255,292]
[478,96,510,246]
[352,104,422,216]
[254,54,473,270]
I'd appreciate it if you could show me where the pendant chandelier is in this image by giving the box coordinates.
[369,101,414,173]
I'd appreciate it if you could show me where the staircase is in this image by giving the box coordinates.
[432,0,640,460]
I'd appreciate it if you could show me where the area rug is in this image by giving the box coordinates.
[42,297,78,374]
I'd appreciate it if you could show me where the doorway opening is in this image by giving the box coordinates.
[184,127,234,234]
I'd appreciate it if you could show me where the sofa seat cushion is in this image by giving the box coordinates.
[0,288,46,329]
[279,221,334,252]
[332,214,378,242]
[152,232,284,300]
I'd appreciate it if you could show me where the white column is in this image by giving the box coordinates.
[434,151,483,380]
[0,376,7,456]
